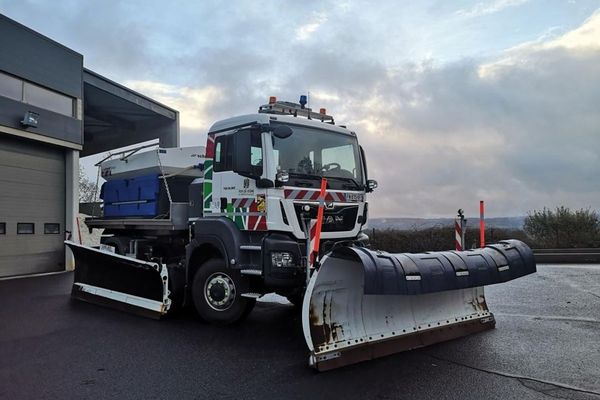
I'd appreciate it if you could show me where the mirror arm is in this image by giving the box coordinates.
[256,178,274,188]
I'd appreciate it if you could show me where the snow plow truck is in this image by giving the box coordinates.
[66,97,536,371]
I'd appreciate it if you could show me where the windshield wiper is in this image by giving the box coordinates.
[289,172,362,190]
[289,172,322,180]
[325,176,362,190]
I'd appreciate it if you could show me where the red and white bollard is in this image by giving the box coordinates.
[455,209,466,251]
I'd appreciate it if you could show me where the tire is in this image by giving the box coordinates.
[191,258,255,324]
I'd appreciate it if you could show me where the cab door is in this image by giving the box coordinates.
[212,130,267,231]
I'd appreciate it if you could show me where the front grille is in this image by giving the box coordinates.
[294,203,358,232]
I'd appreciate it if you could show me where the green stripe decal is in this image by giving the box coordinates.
[203,160,213,212]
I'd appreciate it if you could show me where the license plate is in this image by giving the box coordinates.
[346,192,364,202]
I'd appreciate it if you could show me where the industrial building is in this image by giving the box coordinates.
[0,14,180,277]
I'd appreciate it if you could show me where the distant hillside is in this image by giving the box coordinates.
[369,216,525,231]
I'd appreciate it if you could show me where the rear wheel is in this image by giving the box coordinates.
[191,259,255,324]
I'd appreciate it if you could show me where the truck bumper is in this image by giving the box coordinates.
[261,232,370,288]
[262,233,305,288]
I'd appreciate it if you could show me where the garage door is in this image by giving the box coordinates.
[0,134,65,277]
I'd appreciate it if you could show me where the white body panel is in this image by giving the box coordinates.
[101,146,206,180]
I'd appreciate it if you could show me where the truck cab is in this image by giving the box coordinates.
[189,99,376,299]
[204,106,374,240]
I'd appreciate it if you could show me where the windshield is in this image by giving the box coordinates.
[272,124,364,189]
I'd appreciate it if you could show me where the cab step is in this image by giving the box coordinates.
[240,245,261,251]
[241,268,262,276]
[241,292,263,299]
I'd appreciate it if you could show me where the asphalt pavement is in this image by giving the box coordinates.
[1,264,599,400]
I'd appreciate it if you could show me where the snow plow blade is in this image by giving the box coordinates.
[65,241,171,319]
[302,239,535,371]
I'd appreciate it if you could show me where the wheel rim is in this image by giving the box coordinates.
[204,272,236,311]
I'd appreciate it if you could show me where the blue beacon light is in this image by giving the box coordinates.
[299,95,307,109]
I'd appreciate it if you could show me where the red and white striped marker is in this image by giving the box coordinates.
[455,218,463,251]
[309,178,327,268]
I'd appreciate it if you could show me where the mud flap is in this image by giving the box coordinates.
[302,240,536,371]
[65,241,171,319]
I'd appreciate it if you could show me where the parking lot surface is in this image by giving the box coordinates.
[1,264,599,400]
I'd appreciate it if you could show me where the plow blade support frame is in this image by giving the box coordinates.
[302,240,536,371]
[65,241,172,319]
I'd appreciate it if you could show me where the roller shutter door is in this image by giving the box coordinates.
[0,134,65,277]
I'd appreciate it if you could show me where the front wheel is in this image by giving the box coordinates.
[191,259,255,324]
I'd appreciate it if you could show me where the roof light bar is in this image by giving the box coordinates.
[258,96,335,124]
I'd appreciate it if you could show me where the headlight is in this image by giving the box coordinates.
[271,251,295,268]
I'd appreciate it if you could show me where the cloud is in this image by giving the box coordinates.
[479,10,600,77]
[279,13,600,217]
[117,10,600,217]
[295,12,328,41]
[124,81,224,130]
[546,9,600,50]
[5,1,598,218]
[455,0,529,18]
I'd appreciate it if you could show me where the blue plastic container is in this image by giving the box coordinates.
[101,174,160,218]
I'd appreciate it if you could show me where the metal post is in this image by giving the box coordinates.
[301,212,312,287]
[302,178,327,287]
[65,149,79,271]
[480,200,485,248]
[462,218,466,250]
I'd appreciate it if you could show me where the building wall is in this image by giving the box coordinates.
[0,14,83,146]
[0,14,81,277]
[0,13,180,276]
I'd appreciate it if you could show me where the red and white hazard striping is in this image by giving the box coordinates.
[250,214,266,231]
[455,219,463,251]
[284,189,359,202]
[232,197,255,209]
[205,133,215,158]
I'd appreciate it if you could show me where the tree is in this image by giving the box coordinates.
[79,167,99,203]
[523,206,599,248]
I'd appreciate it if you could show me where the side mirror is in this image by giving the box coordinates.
[275,170,289,187]
[271,125,293,139]
[232,129,254,177]
[366,179,378,193]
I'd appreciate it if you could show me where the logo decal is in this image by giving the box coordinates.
[324,215,344,225]
[256,195,266,212]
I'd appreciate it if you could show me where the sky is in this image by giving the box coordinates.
[1,0,599,218]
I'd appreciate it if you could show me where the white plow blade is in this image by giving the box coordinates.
[302,255,495,371]
[65,241,172,319]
